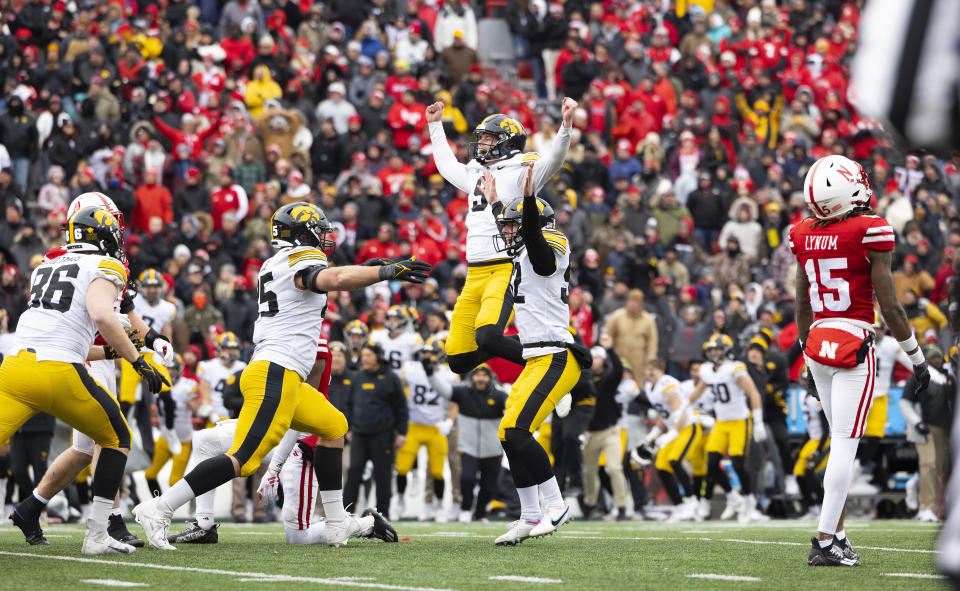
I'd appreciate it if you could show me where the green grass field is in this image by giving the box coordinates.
[0,518,947,590]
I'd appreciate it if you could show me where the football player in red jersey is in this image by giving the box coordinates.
[791,155,930,567]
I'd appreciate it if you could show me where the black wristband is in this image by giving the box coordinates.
[144,328,163,350]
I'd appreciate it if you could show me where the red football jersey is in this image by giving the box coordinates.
[789,214,895,324]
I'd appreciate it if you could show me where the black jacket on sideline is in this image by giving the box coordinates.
[588,347,624,431]
[346,365,408,435]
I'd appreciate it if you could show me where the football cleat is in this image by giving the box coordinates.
[419,500,438,522]
[720,490,743,520]
[11,505,48,545]
[528,505,571,538]
[324,516,367,547]
[696,498,711,520]
[394,496,406,520]
[361,509,398,542]
[108,514,145,548]
[132,499,176,550]
[167,521,219,544]
[458,510,472,524]
[737,494,757,523]
[667,497,698,523]
[835,536,861,563]
[495,519,540,546]
[807,537,861,566]
[82,518,135,555]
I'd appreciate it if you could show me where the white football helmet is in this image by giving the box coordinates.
[67,192,124,228]
[802,155,872,220]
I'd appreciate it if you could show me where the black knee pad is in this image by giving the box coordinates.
[475,325,504,349]
[447,352,480,375]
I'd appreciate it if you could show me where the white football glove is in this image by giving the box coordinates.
[655,428,679,449]
[196,403,213,419]
[117,313,132,331]
[153,337,175,366]
[160,426,181,456]
[257,468,281,505]
[752,410,767,443]
[436,418,454,437]
[554,393,572,418]
[695,414,716,430]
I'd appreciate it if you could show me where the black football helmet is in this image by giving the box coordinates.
[270,202,336,252]
[494,195,555,257]
[471,114,526,163]
[66,206,124,260]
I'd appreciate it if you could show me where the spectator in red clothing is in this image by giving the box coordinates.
[385,61,419,102]
[931,247,956,306]
[152,112,221,161]
[378,152,415,197]
[569,287,593,346]
[388,89,426,151]
[220,24,255,74]
[612,99,655,149]
[132,168,173,232]
[356,223,400,264]
[404,223,443,266]
[210,167,250,230]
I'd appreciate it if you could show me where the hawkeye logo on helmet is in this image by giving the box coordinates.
[290,205,320,223]
[93,209,116,226]
[499,118,520,134]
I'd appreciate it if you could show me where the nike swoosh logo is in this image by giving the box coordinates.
[551,507,569,527]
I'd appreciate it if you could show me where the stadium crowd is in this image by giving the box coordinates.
[0,0,956,524]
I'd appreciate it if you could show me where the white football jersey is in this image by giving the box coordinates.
[428,121,571,264]
[198,358,247,418]
[700,359,751,422]
[514,229,573,359]
[873,335,910,398]
[803,392,825,441]
[370,328,423,370]
[647,374,693,429]
[133,295,177,333]
[15,253,127,363]
[169,376,199,441]
[251,246,329,379]
[401,361,455,425]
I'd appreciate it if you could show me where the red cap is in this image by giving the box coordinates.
[371,90,385,101]
[589,79,604,91]
[589,186,605,199]
[52,1,66,12]
[626,185,641,195]
[3,264,17,277]
[81,166,95,178]
[616,139,632,151]
[653,277,669,287]
[469,64,482,73]
[905,254,919,264]
[477,84,491,96]
[408,22,422,35]
[584,250,600,264]
[353,152,367,162]
[348,114,362,124]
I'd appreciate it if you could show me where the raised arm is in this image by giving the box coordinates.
[426,102,471,192]
[529,97,576,191]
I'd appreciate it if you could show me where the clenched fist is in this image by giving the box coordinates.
[425,101,444,123]
[561,97,577,127]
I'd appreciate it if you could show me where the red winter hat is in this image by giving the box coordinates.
[408,22,422,35]
[348,114,362,124]
[186,167,200,180]
[52,1,66,13]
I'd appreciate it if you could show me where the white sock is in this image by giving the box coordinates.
[320,490,348,522]
[517,485,542,523]
[538,477,564,513]
[196,514,215,530]
[818,537,833,548]
[32,489,49,505]
[90,496,114,527]
[818,436,859,536]
[110,508,122,518]
[159,479,196,513]
[835,529,846,541]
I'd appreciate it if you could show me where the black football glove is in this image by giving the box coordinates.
[915,421,930,436]
[132,354,171,393]
[378,258,431,284]
[421,356,436,376]
[913,360,930,393]
[361,258,393,267]
[119,282,138,314]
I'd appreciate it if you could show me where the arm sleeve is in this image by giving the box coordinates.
[529,124,572,191]
[521,195,557,276]
[268,429,300,472]
[428,122,472,192]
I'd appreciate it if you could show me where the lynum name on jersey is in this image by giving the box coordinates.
[804,235,838,250]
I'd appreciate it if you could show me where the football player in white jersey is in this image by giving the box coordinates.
[480,166,591,545]
[370,306,423,371]
[635,359,701,522]
[395,336,456,521]
[134,202,428,549]
[795,383,830,517]
[855,318,911,487]
[144,355,199,496]
[689,333,767,523]
[0,207,168,555]
[426,97,576,375]
[197,332,247,423]
[9,194,167,550]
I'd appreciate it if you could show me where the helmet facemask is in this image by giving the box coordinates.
[494,218,524,257]
[472,131,508,164]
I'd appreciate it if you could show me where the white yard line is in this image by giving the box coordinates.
[488,576,562,584]
[0,552,452,591]
[686,574,761,582]
[881,573,947,579]
[80,580,148,587]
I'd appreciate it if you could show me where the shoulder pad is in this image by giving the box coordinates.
[521,152,540,165]
[541,229,568,254]
[288,248,328,267]
[97,257,128,284]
